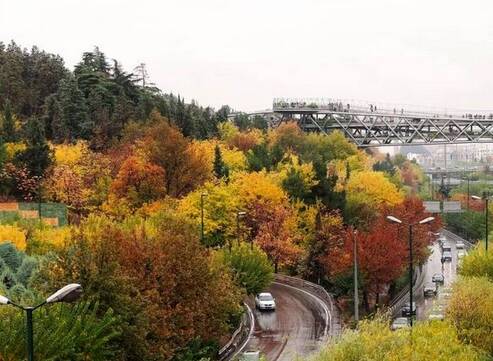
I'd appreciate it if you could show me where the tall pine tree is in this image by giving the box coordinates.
[57,76,90,142]
[15,117,52,177]
[213,145,229,180]
[2,100,17,142]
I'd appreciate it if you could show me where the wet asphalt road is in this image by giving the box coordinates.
[415,234,459,321]
[245,282,328,361]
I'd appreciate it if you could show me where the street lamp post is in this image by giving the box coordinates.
[352,228,359,326]
[0,283,83,361]
[200,193,207,243]
[472,192,489,252]
[387,216,434,327]
[236,211,247,249]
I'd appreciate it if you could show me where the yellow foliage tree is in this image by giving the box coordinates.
[276,153,319,190]
[178,181,242,247]
[347,171,403,208]
[232,171,288,205]
[346,171,404,225]
[330,151,372,191]
[5,142,26,161]
[191,140,247,175]
[217,122,239,143]
[0,225,27,250]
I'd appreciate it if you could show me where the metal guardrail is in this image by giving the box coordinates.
[441,228,475,250]
[218,302,254,361]
[274,274,342,337]
[388,266,425,317]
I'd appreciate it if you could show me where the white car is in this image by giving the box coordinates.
[458,250,467,259]
[255,292,276,311]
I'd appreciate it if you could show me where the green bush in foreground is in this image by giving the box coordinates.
[459,245,493,281]
[448,276,493,356]
[309,317,485,361]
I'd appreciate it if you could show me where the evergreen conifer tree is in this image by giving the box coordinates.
[213,145,229,179]
[15,117,53,177]
[2,100,16,142]
[58,76,90,141]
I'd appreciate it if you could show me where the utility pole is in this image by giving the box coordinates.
[200,193,207,243]
[486,192,489,252]
[353,229,359,326]
[408,224,413,327]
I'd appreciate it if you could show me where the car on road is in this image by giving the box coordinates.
[456,241,465,250]
[255,292,276,311]
[428,311,444,321]
[441,251,452,262]
[391,317,410,330]
[432,273,444,284]
[438,287,453,300]
[441,243,452,253]
[424,283,437,297]
[401,302,416,317]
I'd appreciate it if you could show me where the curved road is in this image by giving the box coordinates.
[245,282,329,361]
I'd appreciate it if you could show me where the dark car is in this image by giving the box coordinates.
[441,251,452,262]
[432,273,444,284]
[401,302,416,317]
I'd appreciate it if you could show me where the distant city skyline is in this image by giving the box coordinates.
[2,0,493,112]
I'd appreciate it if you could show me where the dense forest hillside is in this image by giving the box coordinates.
[0,42,440,361]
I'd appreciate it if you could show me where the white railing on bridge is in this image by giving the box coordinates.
[273,97,493,119]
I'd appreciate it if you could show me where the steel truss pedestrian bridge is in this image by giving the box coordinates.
[251,98,493,147]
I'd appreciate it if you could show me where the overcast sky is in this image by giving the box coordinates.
[1,0,492,112]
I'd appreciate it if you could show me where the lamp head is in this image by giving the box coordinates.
[419,217,435,225]
[46,284,83,304]
[0,295,10,305]
[386,215,402,224]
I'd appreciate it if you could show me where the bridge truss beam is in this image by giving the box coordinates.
[273,109,493,147]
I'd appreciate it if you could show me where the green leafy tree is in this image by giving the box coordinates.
[218,243,274,295]
[372,153,396,175]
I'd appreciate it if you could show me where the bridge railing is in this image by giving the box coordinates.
[273,97,493,119]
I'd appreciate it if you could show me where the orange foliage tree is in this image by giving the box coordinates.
[229,130,262,152]
[109,155,166,209]
[246,200,302,272]
[140,112,209,197]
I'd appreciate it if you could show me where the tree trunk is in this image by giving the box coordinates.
[363,290,370,313]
